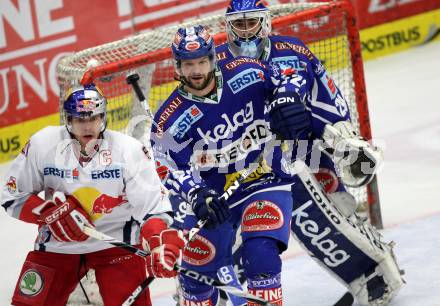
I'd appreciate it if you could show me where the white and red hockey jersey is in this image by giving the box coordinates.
[1,126,171,254]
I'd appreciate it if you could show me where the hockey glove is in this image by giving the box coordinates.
[191,187,231,230]
[140,218,185,278]
[322,121,383,187]
[33,195,93,242]
[267,91,311,141]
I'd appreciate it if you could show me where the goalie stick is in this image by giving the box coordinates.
[333,292,354,306]
[80,225,275,306]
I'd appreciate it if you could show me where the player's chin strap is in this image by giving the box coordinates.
[75,223,275,306]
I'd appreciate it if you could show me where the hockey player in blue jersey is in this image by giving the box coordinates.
[219,0,405,305]
[152,25,305,306]
[152,23,403,305]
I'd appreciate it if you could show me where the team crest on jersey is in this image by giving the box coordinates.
[19,269,44,296]
[183,234,216,266]
[314,168,339,193]
[90,194,127,215]
[169,105,203,139]
[6,176,17,193]
[242,200,284,232]
[227,68,265,94]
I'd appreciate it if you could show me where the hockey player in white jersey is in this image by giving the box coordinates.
[1,84,185,306]
[220,0,405,305]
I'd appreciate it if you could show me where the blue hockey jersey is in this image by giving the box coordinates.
[216,35,352,130]
[152,39,350,205]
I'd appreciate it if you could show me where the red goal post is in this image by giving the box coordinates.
[57,0,383,227]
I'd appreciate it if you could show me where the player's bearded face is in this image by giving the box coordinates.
[70,114,103,147]
[180,56,214,90]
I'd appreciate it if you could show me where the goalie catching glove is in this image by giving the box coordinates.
[140,218,186,278]
[32,194,93,242]
[322,121,383,187]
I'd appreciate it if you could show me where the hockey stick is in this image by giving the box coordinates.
[187,137,276,242]
[126,73,154,121]
[80,225,275,306]
[126,72,277,304]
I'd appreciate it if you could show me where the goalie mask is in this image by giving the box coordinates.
[63,84,107,133]
[171,25,216,90]
[225,0,271,58]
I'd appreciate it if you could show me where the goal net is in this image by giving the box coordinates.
[57,0,382,228]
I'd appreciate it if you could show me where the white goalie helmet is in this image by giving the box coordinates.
[225,0,271,58]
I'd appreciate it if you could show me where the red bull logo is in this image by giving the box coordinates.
[91,194,127,215]
[76,99,96,112]
[6,176,17,193]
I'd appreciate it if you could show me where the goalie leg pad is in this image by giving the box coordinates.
[290,160,404,305]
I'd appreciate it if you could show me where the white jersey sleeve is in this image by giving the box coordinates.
[1,127,54,221]
[122,140,172,224]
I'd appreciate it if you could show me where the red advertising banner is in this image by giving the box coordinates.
[0,1,130,128]
[0,0,230,129]
[352,0,440,29]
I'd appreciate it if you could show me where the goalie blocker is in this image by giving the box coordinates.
[289,160,404,305]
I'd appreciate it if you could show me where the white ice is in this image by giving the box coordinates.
[1,41,439,305]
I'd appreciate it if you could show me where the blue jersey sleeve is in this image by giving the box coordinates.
[267,36,352,138]
[151,95,206,204]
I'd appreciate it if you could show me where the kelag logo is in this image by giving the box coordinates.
[227,68,264,94]
[169,105,203,139]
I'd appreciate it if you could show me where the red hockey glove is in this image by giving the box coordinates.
[140,218,185,278]
[34,195,93,242]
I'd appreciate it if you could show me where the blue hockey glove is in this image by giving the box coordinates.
[267,91,311,141]
[191,187,231,230]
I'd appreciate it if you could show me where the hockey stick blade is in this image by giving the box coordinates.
[333,292,354,306]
